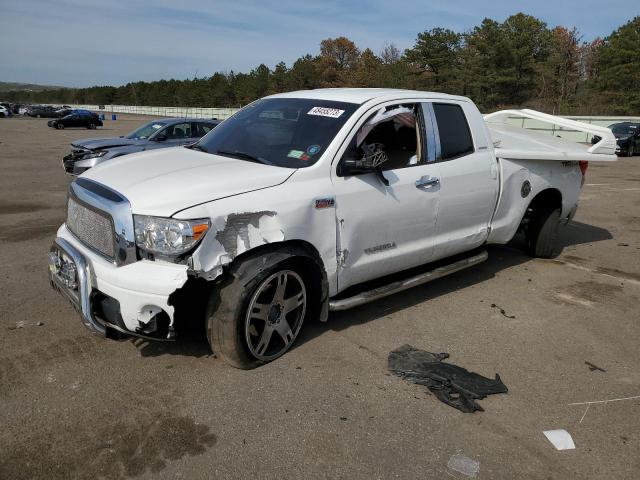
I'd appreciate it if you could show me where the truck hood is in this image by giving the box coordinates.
[81,147,296,216]
[72,137,144,150]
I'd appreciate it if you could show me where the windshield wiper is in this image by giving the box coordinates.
[186,143,208,152]
[214,150,271,165]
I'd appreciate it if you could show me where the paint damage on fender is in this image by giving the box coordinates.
[189,210,285,279]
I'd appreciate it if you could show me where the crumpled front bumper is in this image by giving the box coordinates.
[48,224,189,339]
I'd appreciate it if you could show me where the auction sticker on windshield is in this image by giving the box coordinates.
[307,107,345,118]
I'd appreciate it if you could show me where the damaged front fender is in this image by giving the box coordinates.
[188,210,285,279]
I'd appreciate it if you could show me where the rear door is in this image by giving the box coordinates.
[192,122,215,141]
[69,114,82,127]
[163,122,193,146]
[425,101,499,260]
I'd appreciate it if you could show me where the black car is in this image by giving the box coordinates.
[610,122,640,157]
[592,122,640,157]
[48,110,103,130]
[62,117,220,175]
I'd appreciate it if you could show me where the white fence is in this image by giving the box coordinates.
[64,103,638,142]
[66,104,240,120]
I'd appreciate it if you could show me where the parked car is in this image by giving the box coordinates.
[55,107,74,117]
[0,105,9,117]
[48,89,617,368]
[27,105,59,118]
[0,102,13,116]
[608,122,639,157]
[62,118,220,175]
[591,122,640,157]
[48,110,103,130]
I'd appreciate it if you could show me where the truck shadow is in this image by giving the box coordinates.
[133,220,612,359]
[296,220,613,346]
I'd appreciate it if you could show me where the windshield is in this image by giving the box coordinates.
[611,124,638,135]
[126,121,167,140]
[195,98,359,168]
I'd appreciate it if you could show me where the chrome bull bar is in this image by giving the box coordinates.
[48,237,106,335]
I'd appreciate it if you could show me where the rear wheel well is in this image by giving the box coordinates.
[520,188,563,229]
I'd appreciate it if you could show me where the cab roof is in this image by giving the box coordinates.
[268,88,470,105]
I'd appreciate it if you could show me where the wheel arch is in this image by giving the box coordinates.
[225,239,330,322]
[520,187,563,228]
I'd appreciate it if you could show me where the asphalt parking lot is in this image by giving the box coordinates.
[1,114,639,479]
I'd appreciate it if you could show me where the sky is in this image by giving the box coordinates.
[0,0,636,87]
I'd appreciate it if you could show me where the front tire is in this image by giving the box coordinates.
[628,145,635,157]
[207,259,309,369]
[56,123,64,129]
[525,208,562,258]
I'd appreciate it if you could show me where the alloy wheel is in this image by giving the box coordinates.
[245,270,307,361]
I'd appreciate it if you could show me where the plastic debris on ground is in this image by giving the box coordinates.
[447,453,480,477]
[388,344,508,413]
[543,429,576,450]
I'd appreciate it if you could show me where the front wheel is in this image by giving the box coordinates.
[56,123,64,129]
[628,145,635,157]
[207,261,308,369]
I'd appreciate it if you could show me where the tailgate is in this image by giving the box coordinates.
[484,109,617,162]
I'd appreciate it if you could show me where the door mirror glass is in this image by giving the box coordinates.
[342,143,389,174]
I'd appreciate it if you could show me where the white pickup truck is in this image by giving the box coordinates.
[47,88,617,368]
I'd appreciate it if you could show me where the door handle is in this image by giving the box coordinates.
[415,176,440,189]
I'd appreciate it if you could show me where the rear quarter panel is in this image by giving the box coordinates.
[487,158,582,245]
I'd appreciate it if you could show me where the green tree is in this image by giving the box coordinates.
[589,16,640,114]
[404,28,462,90]
[353,48,383,87]
[318,37,360,86]
[539,27,582,113]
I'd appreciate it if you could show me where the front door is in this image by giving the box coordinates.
[333,101,441,291]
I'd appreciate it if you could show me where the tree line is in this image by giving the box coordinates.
[4,14,639,115]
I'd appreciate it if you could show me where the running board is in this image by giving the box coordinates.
[329,251,488,311]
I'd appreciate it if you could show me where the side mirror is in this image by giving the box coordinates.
[339,143,390,185]
[155,134,167,142]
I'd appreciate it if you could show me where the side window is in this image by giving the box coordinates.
[432,103,474,160]
[341,103,424,171]
[194,122,213,137]
[164,122,191,139]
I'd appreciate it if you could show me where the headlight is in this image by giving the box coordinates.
[83,150,107,159]
[134,215,210,256]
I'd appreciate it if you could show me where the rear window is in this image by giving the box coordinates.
[433,103,474,160]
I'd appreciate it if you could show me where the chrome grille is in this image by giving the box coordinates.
[67,196,115,259]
